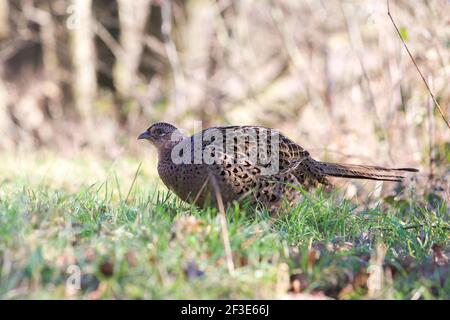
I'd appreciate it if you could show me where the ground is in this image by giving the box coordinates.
[0,152,448,299]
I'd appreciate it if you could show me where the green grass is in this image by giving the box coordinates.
[0,153,448,299]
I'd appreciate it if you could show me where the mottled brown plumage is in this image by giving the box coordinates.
[138,122,418,213]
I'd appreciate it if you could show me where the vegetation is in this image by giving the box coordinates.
[0,154,448,299]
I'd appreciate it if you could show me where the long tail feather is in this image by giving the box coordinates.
[316,162,418,182]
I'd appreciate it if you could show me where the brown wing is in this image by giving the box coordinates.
[195,126,265,196]
[196,126,310,170]
[192,126,310,201]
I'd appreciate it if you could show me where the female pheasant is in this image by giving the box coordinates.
[138,122,418,213]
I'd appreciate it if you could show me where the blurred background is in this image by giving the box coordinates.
[0,0,448,187]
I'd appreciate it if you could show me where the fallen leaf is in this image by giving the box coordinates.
[353,266,369,289]
[237,255,248,267]
[432,244,449,267]
[99,260,114,277]
[289,273,308,294]
[307,249,317,272]
[332,237,354,252]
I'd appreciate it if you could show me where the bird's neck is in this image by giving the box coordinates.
[157,137,186,163]
[157,144,175,163]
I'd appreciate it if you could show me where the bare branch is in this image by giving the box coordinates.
[94,20,124,58]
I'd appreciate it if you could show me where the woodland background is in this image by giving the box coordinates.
[0,0,448,177]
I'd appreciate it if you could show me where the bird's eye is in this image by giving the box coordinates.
[153,128,164,136]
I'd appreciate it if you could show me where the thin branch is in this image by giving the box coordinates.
[192,175,210,206]
[144,34,167,58]
[208,172,235,275]
[387,0,449,130]
[94,21,124,58]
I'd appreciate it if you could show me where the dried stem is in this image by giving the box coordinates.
[208,172,235,275]
[125,162,142,203]
[192,175,210,206]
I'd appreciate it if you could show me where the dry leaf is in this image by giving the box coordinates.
[99,260,114,277]
[289,273,308,294]
[332,237,354,252]
[432,244,449,267]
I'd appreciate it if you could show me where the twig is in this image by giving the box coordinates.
[192,175,210,206]
[144,35,167,58]
[387,0,449,130]
[94,21,124,59]
[208,171,235,275]
[427,76,435,181]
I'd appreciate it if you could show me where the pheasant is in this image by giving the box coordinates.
[138,122,418,213]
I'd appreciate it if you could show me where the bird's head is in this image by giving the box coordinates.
[138,122,184,152]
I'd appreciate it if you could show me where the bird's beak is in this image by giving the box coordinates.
[138,131,152,140]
